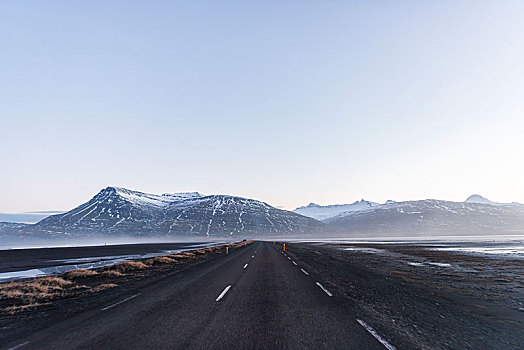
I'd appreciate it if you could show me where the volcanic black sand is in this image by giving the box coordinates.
[0,242,220,273]
[284,241,524,349]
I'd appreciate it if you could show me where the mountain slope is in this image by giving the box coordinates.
[324,198,524,236]
[294,199,379,221]
[35,187,324,237]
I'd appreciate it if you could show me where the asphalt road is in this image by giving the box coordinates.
[5,242,388,350]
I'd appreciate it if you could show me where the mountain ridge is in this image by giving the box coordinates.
[294,194,522,222]
[323,198,524,236]
[294,199,380,221]
[2,191,524,244]
[34,187,325,237]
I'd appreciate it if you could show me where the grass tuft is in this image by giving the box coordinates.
[100,270,124,277]
[93,283,118,291]
[0,277,72,302]
[144,256,176,265]
[64,269,98,278]
[107,261,149,273]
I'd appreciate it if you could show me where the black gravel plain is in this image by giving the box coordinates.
[283,241,524,349]
[0,242,216,273]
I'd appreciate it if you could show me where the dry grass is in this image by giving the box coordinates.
[0,277,72,301]
[230,242,246,249]
[100,270,124,277]
[64,269,98,278]
[4,301,50,315]
[38,276,72,287]
[93,283,118,291]
[144,256,176,265]
[153,256,176,264]
[108,261,149,273]
[168,254,186,259]
[0,275,120,315]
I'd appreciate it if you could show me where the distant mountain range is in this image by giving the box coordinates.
[293,194,524,236]
[1,189,523,245]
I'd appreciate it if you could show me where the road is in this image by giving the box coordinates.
[5,242,390,350]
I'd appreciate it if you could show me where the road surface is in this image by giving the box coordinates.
[5,242,390,349]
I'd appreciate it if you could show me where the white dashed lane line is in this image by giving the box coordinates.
[292,261,297,265]
[301,268,309,275]
[243,263,248,269]
[101,293,140,311]
[315,282,332,297]
[7,341,30,350]
[357,319,397,350]
[216,285,232,302]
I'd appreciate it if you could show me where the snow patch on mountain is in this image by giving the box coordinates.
[105,187,203,208]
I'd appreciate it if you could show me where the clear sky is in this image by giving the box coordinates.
[1,0,524,213]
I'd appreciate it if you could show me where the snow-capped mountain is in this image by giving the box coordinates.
[294,200,380,221]
[4,191,523,243]
[35,187,324,237]
[463,194,521,206]
[465,194,495,205]
[325,197,524,236]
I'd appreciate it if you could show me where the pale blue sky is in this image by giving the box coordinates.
[1,1,524,213]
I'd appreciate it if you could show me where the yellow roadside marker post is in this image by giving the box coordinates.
[283,243,286,251]
[226,246,229,255]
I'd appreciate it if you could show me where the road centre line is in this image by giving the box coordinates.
[7,341,30,350]
[315,282,332,297]
[216,285,232,301]
[357,319,397,350]
[101,293,140,311]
